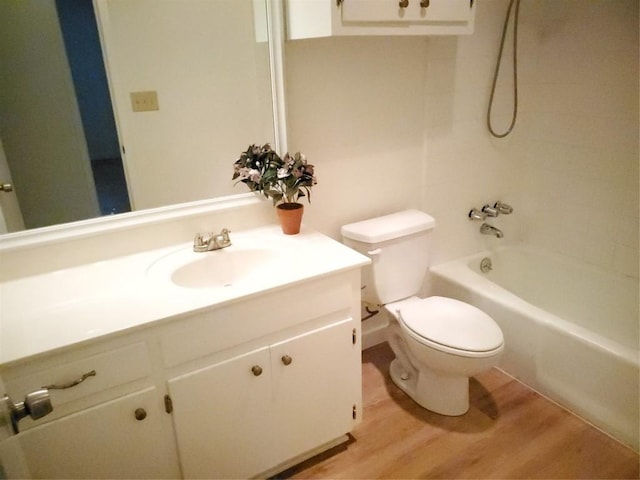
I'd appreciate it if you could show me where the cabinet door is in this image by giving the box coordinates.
[342,0,472,22]
[271,319,361,462]
[168,347,274,479]
[17,387,180,479]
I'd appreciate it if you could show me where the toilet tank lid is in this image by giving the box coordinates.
[341,210,436,243]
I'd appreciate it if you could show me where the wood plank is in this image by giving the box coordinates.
[277,343,639,479]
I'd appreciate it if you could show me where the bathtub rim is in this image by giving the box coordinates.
[429,244,639,369]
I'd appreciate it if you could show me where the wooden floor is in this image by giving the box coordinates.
[279,343,639,479]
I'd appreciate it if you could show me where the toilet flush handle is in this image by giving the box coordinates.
[367,248,382,257]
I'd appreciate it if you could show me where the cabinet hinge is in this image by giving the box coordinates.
[352,404,357,420]
[164,394,173,414]
[352,328,357,345]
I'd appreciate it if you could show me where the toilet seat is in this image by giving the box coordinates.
[398,296,503,355]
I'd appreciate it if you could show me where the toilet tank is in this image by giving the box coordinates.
[341,210,435,305]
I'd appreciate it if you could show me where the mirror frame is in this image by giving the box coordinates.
[0,0,287,252]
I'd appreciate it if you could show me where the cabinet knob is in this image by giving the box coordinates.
[134,408,147,421]
[251,365,263,376]
[420,0,430,7]
[281,355,293,366]
[399,0,409,8]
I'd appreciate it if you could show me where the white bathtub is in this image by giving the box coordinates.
[429,244,639,451]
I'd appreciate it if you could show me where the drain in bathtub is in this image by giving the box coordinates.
[480,257,493,273]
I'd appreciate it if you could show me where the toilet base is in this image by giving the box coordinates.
[389,358,470,416]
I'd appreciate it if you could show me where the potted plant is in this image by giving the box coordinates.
[232,143,317,234]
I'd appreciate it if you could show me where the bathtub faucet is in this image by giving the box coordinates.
[494,201,513,215]
[482,201,514,217]
[480,223,504,238]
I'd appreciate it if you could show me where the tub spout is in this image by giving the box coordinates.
[480,223,504,238]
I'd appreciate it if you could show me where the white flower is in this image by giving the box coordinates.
[248,169,262,182]
[277,168,290,179]
[236,167,251,179]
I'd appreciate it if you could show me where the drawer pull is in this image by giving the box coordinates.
[251,365,263,376]
[43,369,96,390]
[134,408,147,421]
[281,355,293,366]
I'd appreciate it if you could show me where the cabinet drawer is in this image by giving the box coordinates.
[2,342,152,411]
[161,274,353,368]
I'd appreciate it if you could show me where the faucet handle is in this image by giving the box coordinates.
[193,232,212,252]
[494,201,513,214]
[482,204,499,217]
[468,208,487,221]
[218,228,231,247]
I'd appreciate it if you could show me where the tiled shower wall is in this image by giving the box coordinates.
[422,0,638,277]
[421,0,525,265]
[516,0,639,278]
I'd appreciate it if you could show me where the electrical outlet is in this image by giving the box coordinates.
[130,91,159,112]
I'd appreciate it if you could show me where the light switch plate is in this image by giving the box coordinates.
[130,91,159,112]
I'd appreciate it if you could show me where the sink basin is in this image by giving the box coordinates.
[147,246,280,289]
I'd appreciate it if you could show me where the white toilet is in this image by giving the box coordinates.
[341,209,504,416]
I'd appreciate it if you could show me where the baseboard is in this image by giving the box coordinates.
[362,314,389,350]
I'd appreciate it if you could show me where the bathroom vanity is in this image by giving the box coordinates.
[0,222,368,479]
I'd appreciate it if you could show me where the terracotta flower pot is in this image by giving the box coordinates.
[276,203,304,235]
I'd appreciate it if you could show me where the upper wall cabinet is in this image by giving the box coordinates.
[286,0,476,39]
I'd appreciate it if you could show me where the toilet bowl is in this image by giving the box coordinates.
[385,296,503,415]
[341,210,505,416]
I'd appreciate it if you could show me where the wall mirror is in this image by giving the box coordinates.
[0,0,285,238]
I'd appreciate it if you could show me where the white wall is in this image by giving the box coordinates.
[285,36,428,239]
[286,0,639,279]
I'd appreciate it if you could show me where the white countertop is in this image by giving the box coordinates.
[0,225,369,365]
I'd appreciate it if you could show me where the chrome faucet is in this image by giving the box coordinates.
[469,202,513,221]
[482,204,500,217]
[468,208,487,221]
[480,223,503,238]
[193,228,232,252]
[494,201,513,215]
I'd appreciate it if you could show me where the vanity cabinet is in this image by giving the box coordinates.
[168,318,360,479]
[286,0,476,39]
[0,269,364,479]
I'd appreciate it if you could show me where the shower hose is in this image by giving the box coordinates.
[487,0,521,138]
